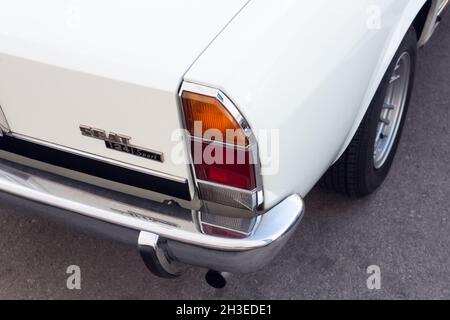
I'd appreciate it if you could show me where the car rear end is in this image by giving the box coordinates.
[0,0,304,280]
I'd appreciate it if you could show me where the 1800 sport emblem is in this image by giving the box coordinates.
[79,125,164,163]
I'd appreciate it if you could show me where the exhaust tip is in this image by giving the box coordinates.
[205,270,228,289]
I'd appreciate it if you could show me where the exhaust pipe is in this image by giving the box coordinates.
[205,270,231,289]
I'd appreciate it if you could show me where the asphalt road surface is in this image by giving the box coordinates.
[0,20,449,300]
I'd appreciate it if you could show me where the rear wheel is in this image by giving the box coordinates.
[321,26,417,197]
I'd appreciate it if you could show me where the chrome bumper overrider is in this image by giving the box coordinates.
[0,159,304,274]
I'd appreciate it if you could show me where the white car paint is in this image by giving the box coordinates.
[185,0,441,208]
[0,1,444,210]
[0,0,248,182]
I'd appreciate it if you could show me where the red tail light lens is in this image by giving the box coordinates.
[191,141,256,190]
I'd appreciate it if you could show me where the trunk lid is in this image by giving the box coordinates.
[0,0,248,183]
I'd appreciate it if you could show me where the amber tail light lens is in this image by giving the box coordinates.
[181,91,249,147]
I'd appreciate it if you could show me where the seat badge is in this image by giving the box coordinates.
[79,125,164,163]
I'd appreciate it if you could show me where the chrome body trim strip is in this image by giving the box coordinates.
[10,133,187,184]
[0,158,304,271]
[0,135,192,201]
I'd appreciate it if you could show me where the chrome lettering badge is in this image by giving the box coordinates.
[80,125,164,163]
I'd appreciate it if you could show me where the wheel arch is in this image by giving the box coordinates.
[334,0,429,163]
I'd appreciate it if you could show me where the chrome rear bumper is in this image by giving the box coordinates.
[438,0,449,17]
[0,158,304,274]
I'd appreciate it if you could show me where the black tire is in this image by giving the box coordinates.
[321,26,417,198]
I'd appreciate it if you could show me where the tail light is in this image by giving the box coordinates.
[180,83,263,212]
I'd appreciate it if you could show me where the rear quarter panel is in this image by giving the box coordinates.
[185,0,428,208]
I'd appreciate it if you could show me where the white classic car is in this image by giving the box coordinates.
[0,0,447,288]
